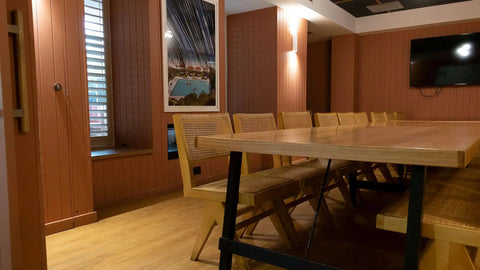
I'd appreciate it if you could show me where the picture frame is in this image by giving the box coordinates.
[162,0,220,112]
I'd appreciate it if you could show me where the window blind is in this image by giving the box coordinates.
[84,0,109,138]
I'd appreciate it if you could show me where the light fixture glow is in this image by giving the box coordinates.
[456,43,472,58]
[165,30,173,39]
[292,33,298,53]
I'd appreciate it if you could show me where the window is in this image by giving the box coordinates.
[84,0,113,148]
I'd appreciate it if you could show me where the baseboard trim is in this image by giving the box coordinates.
[45,211,98,235]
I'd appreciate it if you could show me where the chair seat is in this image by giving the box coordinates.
[191,174,297,206]
[255,165,326,181]
[294,158,356,171]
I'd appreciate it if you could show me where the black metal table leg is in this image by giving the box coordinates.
[404,165,426,270]
[219,151,243,270]
[349,173,357,206]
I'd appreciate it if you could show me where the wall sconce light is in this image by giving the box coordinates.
[292,33,298,53]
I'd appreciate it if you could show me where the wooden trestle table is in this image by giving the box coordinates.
[197,121,480,270]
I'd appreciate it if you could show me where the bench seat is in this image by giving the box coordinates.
[377,168,480,269]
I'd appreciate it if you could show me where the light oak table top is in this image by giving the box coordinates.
[197,121,480,168]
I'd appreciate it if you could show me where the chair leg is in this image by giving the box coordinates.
[266,198,300,249]
[241,205,262,236]
[474,248,480,269]
[333,173,354,209]
[287,192,304,214]
[210,202,252,270]
[420,240,475,270]
[309,185,333,228]
[378,163,394,183]
[190,201,220,261]
[362,169,378,182]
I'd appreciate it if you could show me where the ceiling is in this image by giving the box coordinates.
[225,0,274,15]
[331,0,473,18]
[224,0,480,42]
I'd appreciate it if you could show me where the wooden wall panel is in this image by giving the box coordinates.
[64,0,95,219]
[331,34,358,112]
[92,0,228,208]
[110,0,152,149]
[226,7,277,114]
[354,20,480,120]
[34,0,72,224]
[276,8,307,113]
[307,41,331,113]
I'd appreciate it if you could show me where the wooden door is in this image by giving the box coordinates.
[32,0,96,233]
[33,0,73,229]
[0,53,13,270]
[1,0,46,267]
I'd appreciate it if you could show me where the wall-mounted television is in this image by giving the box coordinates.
[410,32,480,87]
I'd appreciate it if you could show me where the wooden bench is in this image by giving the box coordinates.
[377,168,480,269]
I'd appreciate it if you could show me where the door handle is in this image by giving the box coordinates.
[8,9,29,133]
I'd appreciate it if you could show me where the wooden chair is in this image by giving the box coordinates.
[377,168,480,269]
[233,113,333,229]
[314,112,339,127]
[384,112,396,121]
[173,113,301,265]
[370,112,386,123]
[394,112,406,120]
[279,111,372,209]
[353,112,369,125]
[337,112,356,126]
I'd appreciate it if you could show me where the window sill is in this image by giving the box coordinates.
[91,148,154,161]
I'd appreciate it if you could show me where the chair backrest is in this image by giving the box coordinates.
[384,112,396,121]
[173,113,232,190]
[277,111,313,129]
[233,113,277,133]
[353,112,369,125]
[337,112,356,126]
[394,112,406,120]
[233,113,282,173]
[370,112,386,123]
[314,113,339,127]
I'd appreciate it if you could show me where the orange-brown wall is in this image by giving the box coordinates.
[307,40,331,113]
[226,7,307,171]
[227,8,277,114]
[331,34,358,112]
[93,0,227,208]
[110,0,152,149]
[330,20,480,119]
[276,8,307,113]
[227,7,307,114]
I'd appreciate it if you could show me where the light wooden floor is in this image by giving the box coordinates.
[47,185,411,270]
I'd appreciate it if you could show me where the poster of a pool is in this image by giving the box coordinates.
[162,0,219,112]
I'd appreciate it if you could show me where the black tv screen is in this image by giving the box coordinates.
[410,32,480,87]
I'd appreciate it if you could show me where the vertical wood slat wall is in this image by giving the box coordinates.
[329,20,480,119]
[33,0,95,233]
[306,41,331,113]
[92,0,228,209]
[110,0,152,149]
[276,7,307,113]
[226,7,308,172]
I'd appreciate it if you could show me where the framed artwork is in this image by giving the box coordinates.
[162,0,219,112]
